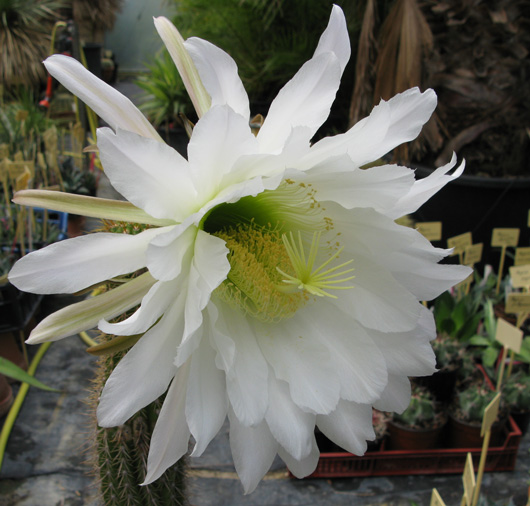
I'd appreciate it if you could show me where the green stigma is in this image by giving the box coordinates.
[277,231,355,298]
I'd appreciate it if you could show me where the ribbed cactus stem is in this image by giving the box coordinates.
[89,336,187,506]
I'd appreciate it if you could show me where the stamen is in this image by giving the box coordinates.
[277,231,355,298]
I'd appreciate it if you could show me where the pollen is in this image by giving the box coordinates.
[213,223,309,322]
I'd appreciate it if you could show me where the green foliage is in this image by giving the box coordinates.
[170,0,363,130]
[60,157,96,196]
[0,89,54,159]
[0,357,59,391]
[468,299,530,369]
[433,289,483,342]
[136,50,190,129]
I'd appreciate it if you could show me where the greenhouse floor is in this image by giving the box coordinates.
[0,327,529,506]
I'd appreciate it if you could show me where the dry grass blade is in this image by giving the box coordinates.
[348,0,377,127]
[373,0,433,101]
[373,0,434,161]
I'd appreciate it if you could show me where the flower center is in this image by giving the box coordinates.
[206,181,354,321]
[213,223,309,322]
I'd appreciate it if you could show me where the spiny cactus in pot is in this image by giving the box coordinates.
[388,384,446,450]
[502,371,530,434]
[448,380,507,448]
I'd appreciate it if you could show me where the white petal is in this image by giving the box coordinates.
[265,372,315,460]
[305,158,415,212]
[316,400,375,455]
[301,87,436,169]
[308,302,387,404]
[44,55,161,141]
[97,289,186,427]
[388,153,465,219]
[373,374,411,413]
[313,4,351,73]
[186,333,228,457]
[180,230,230,348]
[213,301,269,426]
[147,224,197,282]
[172,230,230,369]
[97,127,197,221]
[9,227,164,294]
[369,306,437,378]
[229,409,278,494]
[184,37,250,120]
[143,362,191,485]
[207,301,236,372]
[98,278,178,336]
[257,52,341,154]
[256,315,340,415]
[278,437,320,479]
[26,272,155,343]
[188,106,257,201]
[329,248,422,333]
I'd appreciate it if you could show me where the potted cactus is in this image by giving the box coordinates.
[419,333,464,403]
[448,380,507,448]
[502,371,530,435]
[387,384,446,450]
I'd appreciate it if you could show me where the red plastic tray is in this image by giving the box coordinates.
[310,416,522,478]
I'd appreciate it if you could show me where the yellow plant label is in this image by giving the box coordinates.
[505,293,530,314]
[491,228,520,247]
[416,221,442,241]
[464,243,483,266]
[15,109,29,122]
[495,318,523,353]
[430,488,446,506]
[510,264,530,289]
[448,232,472,255]
[481,392,501,436]
[0,160,35,179]
[515,247,530,266]
[462,453,476,506]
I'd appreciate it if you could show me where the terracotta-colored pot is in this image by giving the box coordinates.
[387,421,445,450]
[447,414,505,448]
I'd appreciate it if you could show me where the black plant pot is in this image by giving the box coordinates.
[413,167,530,269]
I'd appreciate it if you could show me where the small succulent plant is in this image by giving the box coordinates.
[432,333,464,371]
[451,381,505,425]
[393,384,445,430]
[502,371,530,412]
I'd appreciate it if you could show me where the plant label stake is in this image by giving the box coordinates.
[448,232,473,265]
[491,228,520,294]
[495,318,523,390]
[417,221,442,242]
[510,264,530,290]
[464,243,483,267]
[461,452,476,506]
[471,392,501,506]
[431,488,447,506]
[514,247,530,267]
